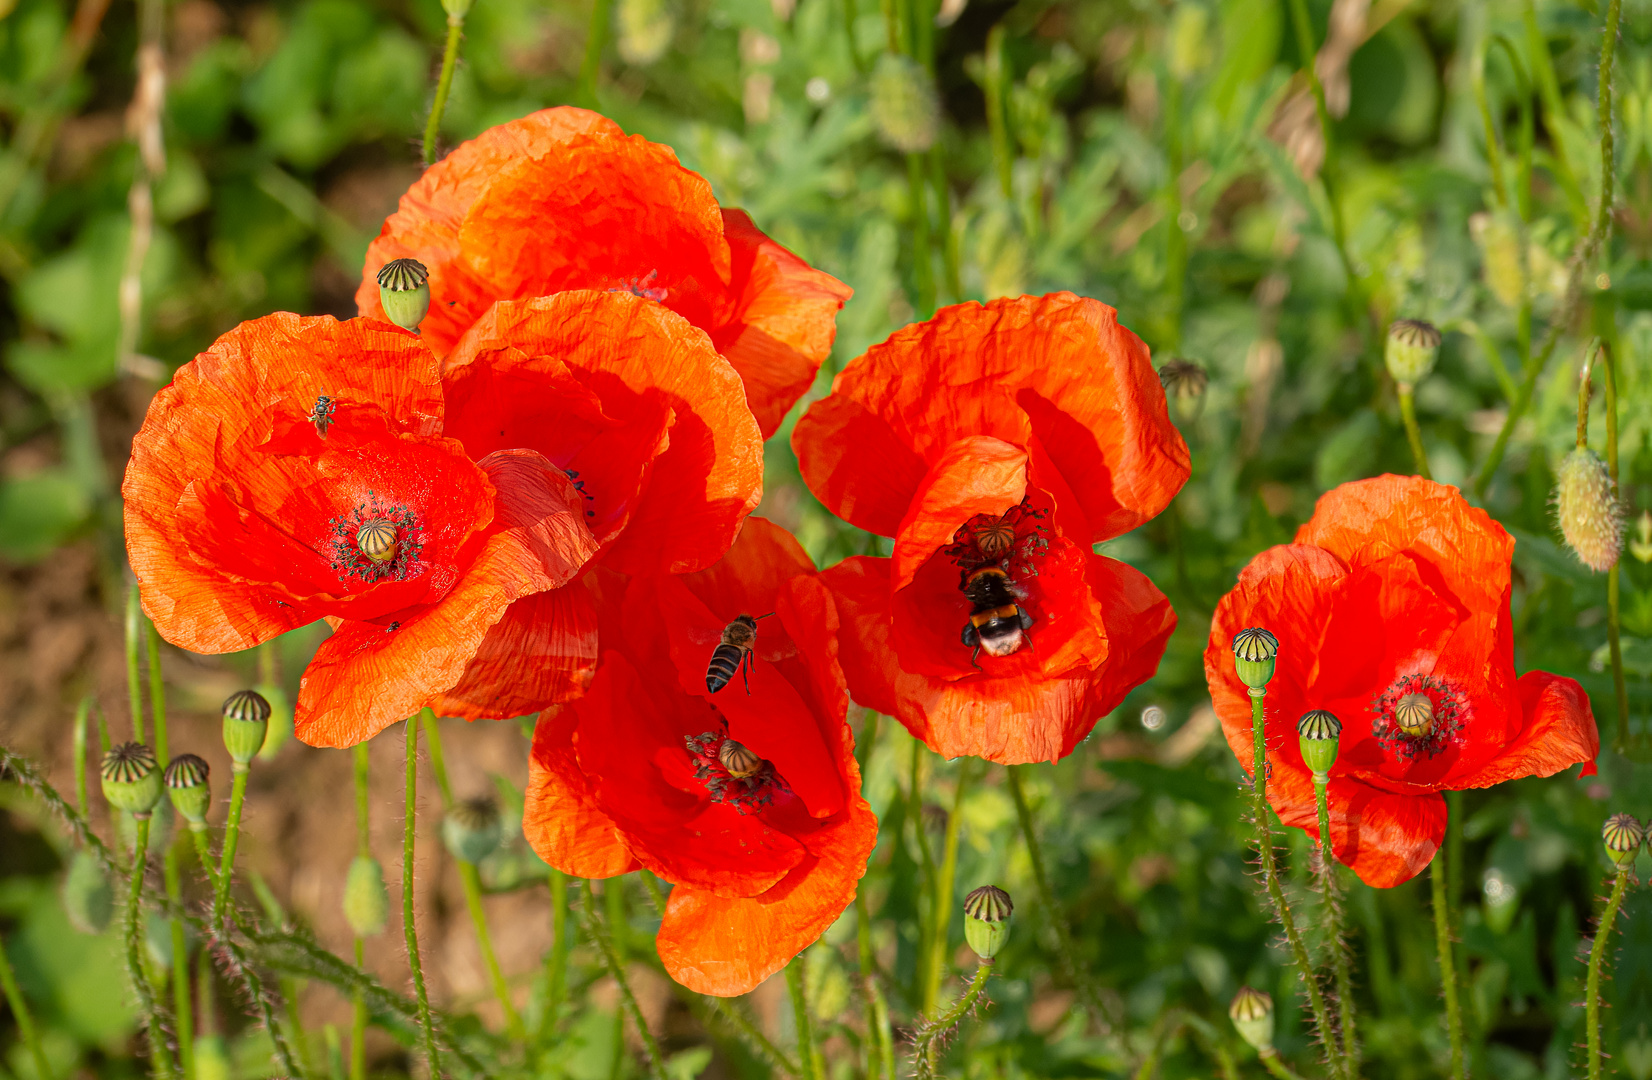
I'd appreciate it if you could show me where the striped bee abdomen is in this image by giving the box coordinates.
[706,643,747,694]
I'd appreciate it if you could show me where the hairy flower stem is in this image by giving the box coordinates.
[350,740,370,1080]
[540,869,571,1044]
[914,959,992,1079]
[1249,690,1344,1080]
[212,765,249,933]
[147,618,195,1080]
[126,814,176,1079]
[422,16,464,167]
[1397,385,1431,480]
[1430,852,1465,1080]
[855,891,896,1080]
[580,882,665,1080]
[1260,1047,1307,1080]
[921,758,972,1017]
[0,931,52,1080]
[786,961,822,1080]
[350,939,366,1080]
[402,717,440,1080]
[1313,775,1357,1071]
[1586,867,1631,1080]
[1600,344,1629,753]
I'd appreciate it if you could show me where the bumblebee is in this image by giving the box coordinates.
[960,567,1033,666]
[705,614,772,694]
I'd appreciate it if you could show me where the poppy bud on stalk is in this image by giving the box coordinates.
[1384,318,1441,388]
[101,742,162,816]
[962,885,1012,960]
[1231,627,1278,689]
[221,689,271,766]
[1296,710,1341,778]
[164,754,211,828]
[1554,447,1622,573]
[1158,359,1208,425]
[343,855,389,937]
[442,796,503,864]
[376,258,431,334]
[871,54,939,153]
[1228,986,1275,1051]
[1603,813,1645,868]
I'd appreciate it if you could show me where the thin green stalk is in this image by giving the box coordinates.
[842,0,866,73]
[1249,690,1344,1080]
[423,16,464,166]
[1397,385,1431,479]
[147,621,167,759]
[350,740,368,1080]
[703,996,800,1077]
[1284,0,1354,295]
[402,717,440,1080]
[855,892,894,1080]
[350,940,366,1080]
[913,959,992,1080]
[126,814,175,1079]
[1473,47,1509,210]
[1586,867,1632,1080]
[0,932,52,1080]
[927,148,960,303]
[580,882,665,1080]
[786,962,820,1080]
[1313,776,1356,1071]
[908,739,936,1007]
[1602,344,1628,753]
[577,0,611,108]
[607,877,627,1080]
[1431,851,1465,1080]
[73,695,90,813]
[906,154,935,316]
[1163,74,1186,351]
[1260,1047,1307,1080]
[921,758,972,1016]
[983,25,1013,201]
[212,766,249,932]
[126,582,144,742]
[541,868,571,1042]
[190,825,217,891]
[166,847,195,1080]
[1522,0,1589,228]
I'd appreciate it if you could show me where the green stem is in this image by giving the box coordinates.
[1397,385,1431,480]
[350,940,366,1080]
[73,695,90,814]
[983,25,1013,201]
[577,0,611,109]
[906,154,935,316]
[126,582,144,742]
[1314,775,1357,1072]
[190,823,218,891]
[927,148,960,303]
[402,718,440,1080]
[1431,850,1465,1080]
[1260,1047,1308,1080]
[580,882,665,1080]
[423,16,464,166]
[1163,74,1186,351]
[213,765,249,932]
[855,892,894,1080]
[703,996,800,1077]
[1522,0,1590,228]
[1586,868,1631,1080]
[1601,344,1628,754]
[0,931,52,1080]
[166,846,195,1080]
[126,814,175,1079]
[1250,690,1344,1080]
[350,738,369,1080]
[913,959,992,1080]
[608,876,627,1080]
[786,961,820,1080]
[542,869,571,1043]
[921,759,972,1016]
[147,621,167,760]
[1284,0,1355,296]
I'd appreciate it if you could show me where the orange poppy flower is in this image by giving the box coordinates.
[356,106,852,438]
[792,293,1191,763]
[523,518,877,996]
[124,313,599,746]
[1204,475,1599,888]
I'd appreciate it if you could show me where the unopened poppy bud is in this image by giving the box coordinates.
[442,796,502,864]
[718,739,762,779]
[1296,710,1341,778]
[1231,627,1278,689]
[101,742,162,816]
[343,855,389,937]
[962,885,1012,960]
[1385,319,1441,387]
[62,849,114,934]
[221,689,271,765]
[376,258,431,333]
[1555,447,1622,573]
[164,754,211,827]
[1228,986,1274,1051]
[1631,510,1652,564]
[1603,813,1644,867]
[1393,693,1434,738]
[871,54,939,153]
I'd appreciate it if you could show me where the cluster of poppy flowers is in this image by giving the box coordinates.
[124,107,1600,996]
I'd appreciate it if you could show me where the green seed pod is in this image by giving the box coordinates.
[1555,447,1622,573]
[1385,319,1441,387]
[962,884,1013,960]
[871,54,939,153]
[164,753,211,826]
[1603,813,1644,867]
[1158,359,1208,425]
[1296,710,1341,777]
[221,689,271,765]
[1228,985,1274,1051]
[195,1035,232,1080]
[376,258,431,333]
[101,742,162,815]
[343,855,390,937]
[1231,627,1278,689]
[61,848,114,934]
[442,796,503,865]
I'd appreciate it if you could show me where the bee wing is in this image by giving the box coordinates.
[757,638,798,662]
[687,625,724,646]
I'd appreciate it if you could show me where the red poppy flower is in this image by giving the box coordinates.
[356,106,852,438]
[522,518,877,996]
[793,293,1191,763]
[124,313,600,746]
[1204,475,1599,888]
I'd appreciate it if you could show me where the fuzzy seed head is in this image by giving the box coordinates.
[871,54,939,153]
[1555,447,1622,573]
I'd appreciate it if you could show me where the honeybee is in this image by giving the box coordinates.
[699,613,775,694]
[960,566,1034,667]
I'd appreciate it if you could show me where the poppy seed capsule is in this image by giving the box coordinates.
[442,796,502,864]
[1394,693,1434,738]
[871,53,939,153]
[1603,813,1644,867]
[61,849,114,934]
[1555,447,1622,573]
[962,885,1013,960]
[101,742,162,815]
[718,739,762,779]
[1228,986,1275,1051]
[343,854,389,937]
[221,689,271,765]
[1296,710,1342,778]
[1385,318,1442,387]
[163,754,211,827]
[1231,627,1279,689]
[376,258,430,333]
[355,518,398,564]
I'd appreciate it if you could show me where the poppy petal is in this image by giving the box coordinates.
[525,705,641,879]
[1268,757,1447,888]
[1452,670,1599,786]
[432,583,600,720]
[891,435,1028,592]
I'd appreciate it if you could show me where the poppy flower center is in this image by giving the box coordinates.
[1372,673,1468,761]
[329,494,425,585]
[685,728,786,815]
[610,269,669,303]
[943,496,1050,574]
[564,468,597,520]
